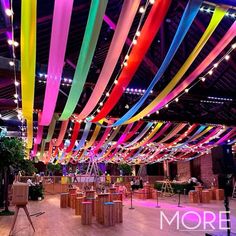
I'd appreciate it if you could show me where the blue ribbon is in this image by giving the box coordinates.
[112,0,203,126]
[74,122,92,151]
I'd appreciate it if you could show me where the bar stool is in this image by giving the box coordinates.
[60,193,68,208]
[113,200,123,223]
[75,196,85,215]
[96,193,110,224]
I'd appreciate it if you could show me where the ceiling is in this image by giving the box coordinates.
[0,0,235,141]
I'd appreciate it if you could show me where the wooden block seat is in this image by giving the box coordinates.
[81,202,92,225]
[110,193,123,202]
[60,193,69,208]
[75,196,85,215]
[85,190,96,198]
[86,197,96,216]
[70,193,77,209]
[103,202,115,226]
[113,200,123,223]
[96,193,110,224]
[202,190,210,203]
[216,189,224,200]
[189,190,199,203]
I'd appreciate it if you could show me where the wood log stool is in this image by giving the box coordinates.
[81,202,92,225]
[202,190,210,203]
[60,193,69,208]
[109,187,116,194]
[144,184,151,199]
[207,189,213,200]
[189,190,199,203]
[70,193,77,209]
[75,196,85,215]
[211,187,217,200]
[103,202,115,226]
[96,193,110,224]
[110,193,122,202]
[139,189,146,199]
[85,190,96,198]
[68,188,76,207]
[113,200,123,223]
[86,197,96,216]
[216,189,224,200]
[194,185,203,202]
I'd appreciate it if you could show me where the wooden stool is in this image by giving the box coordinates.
[109,188,116,194]
[202,190,210,203]
[103,202,115,226]
[85,190,96,198]
[216,189,224,200]
[81,202,92,225]
[70,193,76,209]
[195,186,203,202]
[113,200,123,223]
[60,193,68,208]
[207,189,213,200]
[86,197,96,216]
[75,196,85,215]
[96,193,110,224]
[211,187,217,200]
[189,190,198,203]
[110,193,122,202]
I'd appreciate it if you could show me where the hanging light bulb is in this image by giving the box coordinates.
[185,88,189,93]
[175,98,179,102]
[208,70,213,75]
[106,92,110,97]
[14,93,18,98]
[9,61,15,66]
[99,102,103,106]
[149,0,155,4]
[200,77,206,82]
[213,63,218,68]
[125,55,129,60]
[123,61,128,67]
[225,55,230,60]
[136,31,141,37]
[15,81,19,86]
[5,8,13,16]
[114,80,118,84]
[139,6,145,13]
[132,39,137,45]
[231,43,236,49]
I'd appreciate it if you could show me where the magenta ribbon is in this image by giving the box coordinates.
[39,0,73,125]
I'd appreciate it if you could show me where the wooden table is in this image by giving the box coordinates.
[96,193,110,224]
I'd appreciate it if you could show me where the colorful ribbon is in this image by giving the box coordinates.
[21,0,37,148]
[39,0,73,125]
[75,0,140,120]
[92,0,171,122]
[59,0,108,120]
[126,6,227,123]
[111,0,203,126]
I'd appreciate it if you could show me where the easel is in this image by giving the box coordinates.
[161,178,174,197]
[9,204,35,235]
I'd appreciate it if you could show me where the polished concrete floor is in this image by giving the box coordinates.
[0,194,236,236]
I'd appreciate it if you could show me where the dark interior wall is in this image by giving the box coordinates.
[147,163,164,176]
[190,158,201,178]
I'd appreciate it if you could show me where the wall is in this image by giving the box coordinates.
[200,154,218,188]
[177,161,191,181]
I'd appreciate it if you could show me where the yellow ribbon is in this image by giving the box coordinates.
[130,122,163,149]
[191,126,214,141]
[84,122,103,149]
[125,7,227,124]
[21,0,37,148]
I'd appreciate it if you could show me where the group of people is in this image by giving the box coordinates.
[130,176,143,190]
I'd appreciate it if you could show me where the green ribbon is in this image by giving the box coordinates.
[59,0,108,120]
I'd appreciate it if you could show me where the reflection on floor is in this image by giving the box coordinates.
[0,194,236,236]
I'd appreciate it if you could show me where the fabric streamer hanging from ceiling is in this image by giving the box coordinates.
[39,0,73,126]
[59,0,108,120]
[92,0,171,122]
[21,0,37,148]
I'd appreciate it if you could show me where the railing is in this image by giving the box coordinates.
[18,175,164,195]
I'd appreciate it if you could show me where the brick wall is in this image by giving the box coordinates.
[200,154,218,188]
[177,161,191,181]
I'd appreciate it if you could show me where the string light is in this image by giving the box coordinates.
[225,54,230,60]
[208,70,213,75]
[139,6,145,13]
[9,61,15,66]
